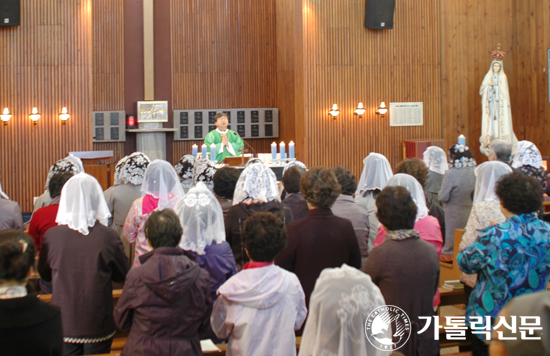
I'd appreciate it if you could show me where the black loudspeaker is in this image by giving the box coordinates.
[0,0,20,27]
[364,0,395,30]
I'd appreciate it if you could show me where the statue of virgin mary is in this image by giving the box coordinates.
[479,55,517,156]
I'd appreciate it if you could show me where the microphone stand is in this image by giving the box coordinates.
[233,132,256,166]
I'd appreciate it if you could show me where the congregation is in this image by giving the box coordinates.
[2,140,550,356]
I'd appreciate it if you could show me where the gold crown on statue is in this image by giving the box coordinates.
[490,43,506,60]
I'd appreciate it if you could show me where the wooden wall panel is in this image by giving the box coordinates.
[295,0,443,177]
[170,0,278,162]
[441,1,515,165]
[0,0,92,212]
[91,0,125,167]
[511,0,550,157]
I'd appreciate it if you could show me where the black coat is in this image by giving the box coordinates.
[0,294,63,356]
[275,208,362,308]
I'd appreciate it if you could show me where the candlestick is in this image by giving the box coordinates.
[458,134,466,145]
[201,144,207,159]
[271,142,277,161]
[192,144,198,157]
[280,141,286,160]
[210,143,217,161]
[289,141,295,159]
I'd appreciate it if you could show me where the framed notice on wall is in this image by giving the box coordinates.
[137,101,168,123]
[389,102,423,127]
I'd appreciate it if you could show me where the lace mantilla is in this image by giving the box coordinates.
[192,159,218,191]
[116,152,150,185]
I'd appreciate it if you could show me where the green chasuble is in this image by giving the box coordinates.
[204,129,244,163]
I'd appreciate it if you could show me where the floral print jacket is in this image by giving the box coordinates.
[457,213,550,339]
[123,197,178,268]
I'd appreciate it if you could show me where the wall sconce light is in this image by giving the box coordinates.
[376,102,388,116]
[59,107,70,124]
[328,104,340,119]
[1,108,12,126]
[29,107,40,125]
[354,102,366,118]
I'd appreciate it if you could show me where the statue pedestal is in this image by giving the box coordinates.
[127,123,176,161]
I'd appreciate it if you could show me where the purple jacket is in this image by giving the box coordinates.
[114,247,212,356]
[282,193,309,221]
[192,241,238,303]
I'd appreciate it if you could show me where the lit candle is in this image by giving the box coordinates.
[210,143,217,161]
[201,144,207,159]
[289,141,295,159]
[192,144,198,157]
[280,141,286,160]
[271,142,277,161]
[458,134,466,145]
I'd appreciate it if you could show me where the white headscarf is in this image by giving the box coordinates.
[512,140,543,169]
[423,146,449,175]
[233,162,280,205]
[386,173,429,221]
[299,264,388,356]
[45,156,85,190]
[175,182,225,255]
[65,155,84,173]
[141,160,185,209]
[473,161,512,204]
[55,173,111,235]
[115,152,150,186]
[0,183,9,200]
[282,160,307,176]
[356,153,393,194]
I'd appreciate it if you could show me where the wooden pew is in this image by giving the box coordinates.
[439,229,466,287]
[39,290,308,355]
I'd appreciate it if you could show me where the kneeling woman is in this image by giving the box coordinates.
[114,209,212,356]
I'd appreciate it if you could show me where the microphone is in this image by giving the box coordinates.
[234,132,257,157]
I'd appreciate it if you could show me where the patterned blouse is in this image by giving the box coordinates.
[458,201,506,288]
[123,197,179,267]
[518,165,548,190]
[457,213,550,340]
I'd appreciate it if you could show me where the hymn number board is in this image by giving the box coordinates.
[173,108,279,141]
[92,111,126,142]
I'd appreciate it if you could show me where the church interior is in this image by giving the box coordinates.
[0,0,547,213]
[1,1,550,355]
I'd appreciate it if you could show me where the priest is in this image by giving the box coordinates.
[204,112,244,163]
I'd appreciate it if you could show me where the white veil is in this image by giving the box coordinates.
[55,173,111,235]
[233,162,280,205]
[0,183,9,200]
[512,140,543,169]
[473,161,512,204]
[299,264,389,356]
[141,160,185,209]
[355,153,393,194]
[423,146,449,175]
[175,182,225,255]
[282,160,307,176]
[386,173,429,221]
